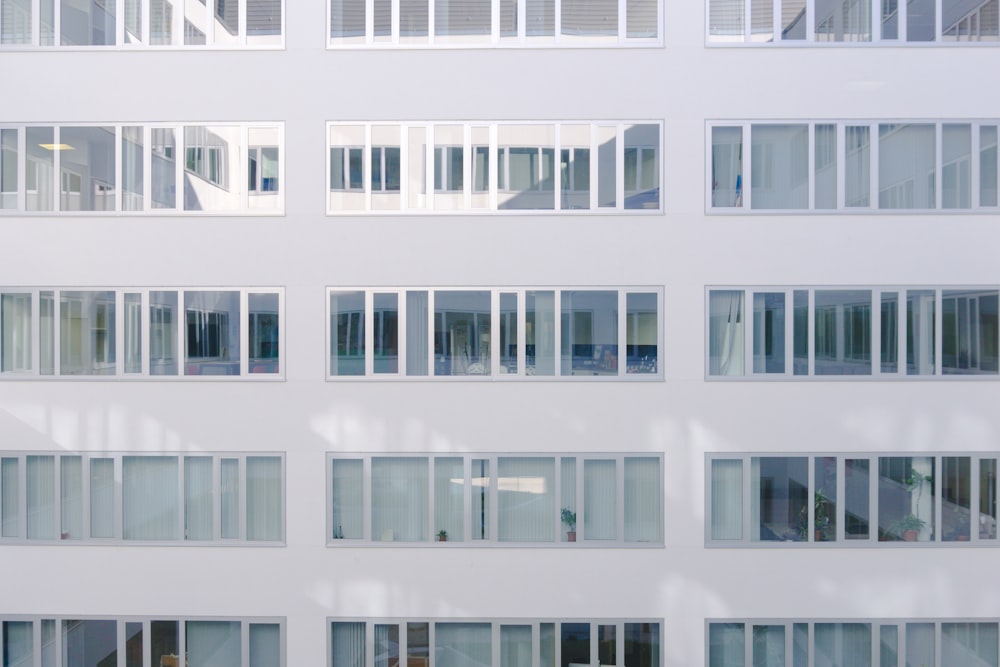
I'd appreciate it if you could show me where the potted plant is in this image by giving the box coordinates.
[436,529,448,542]
[561,508,577,542]
[890,513,926,541]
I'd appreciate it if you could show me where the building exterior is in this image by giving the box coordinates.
[2,0,1000,665]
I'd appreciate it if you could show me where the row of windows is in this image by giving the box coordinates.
[708,0,1000,43]
[707,287,998,379]
[328,122,661,214]
[329,453,662,545]
[708,452,1000,546]
[0,617,283,667]
[0,288,282,379]
[328,287,661,379]
[0,125,282,215]
[329,619,662,667]
[708,619,1000,667]
[710,121,1000,212]
[0,453,284,543]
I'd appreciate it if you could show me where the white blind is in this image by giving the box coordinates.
[624,457,660,542]
[26,455,55,539]
[187,621,241,667]
[498,457,554,542]
[60,456,82,539]
[332,458,364,539]
[332,622,366,667]
[123,456,179,540]
[436,623,492,667]
[249,624,281,667]
[584,459,616,539]
[247,456,282,541]
[184,456,213,540]
[435,0,490,35]
[561,0,617,35]
[435,457,464,540]
[711,459,743,540]
[372,457,428,541]
[90,458,115,538]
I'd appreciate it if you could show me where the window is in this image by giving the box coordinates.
[0,124,282,215]
[329,453,662,544]
[0,287,283,379]
[709,121,1000,212]
[707,452,1000,545]
[327,122,661,214]
[707,287,998,379]
[0,452,283,543]
[0,0,282,47]
[331,619,661,667]
[328,287,661,380]
[328,0,660,45]
[709,620,1000,667]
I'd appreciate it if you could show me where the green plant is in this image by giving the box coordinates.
[560,508,577,530]
[437,529,448,541]
[890,513,926,535]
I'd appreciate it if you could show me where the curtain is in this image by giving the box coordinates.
[434,457,464,541]
[560,458,576,542]
[436,623,492,667]
[372,457,428,541]
[26,455,55,539]
[374,624,399,667]
[711,459,743,540]
[247,456,282,541]
[814,623,872,667]
[1,293,31,372]
[61,456,82,539]
[753,626,785,667]
[561,0,616,35]
[501,626,531,667]
[709,291,744,376]
[879,124,935,209]
[123,456,179,540]
[249,624,281,667]
[942,623,999,667]
[527,291,556,376]
[331,458,364,539]
[221,458,240,539]
[584,459,616,540]
[498,457,554,542]
[624,457,660,542]
[331,622,366,667]
[184,456,213,540]
[434,0,490,36]
[471,459,489,540]
[751,125,808,209]
[905,624,935,667]
[187,622,240,667]
[3,621,33,667]
[90,458,115,538]
[1,458,17,537]
[406,291,429,376]
[709,624,745,667]
[124,293,142,373]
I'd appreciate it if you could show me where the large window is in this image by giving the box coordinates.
[709,0,999,42]
[328,287,661,380]
[707,287,998,379]
[0,124,282,214]
[328,0,659,46]
[327,122,660,213]
[0,617,283,667]
[708,620,1000,667]
[707,452,1000,546]
[0,287,282,379]
[708,121,1000,212]
[330,619,661,667]
[0,452,283,543]
[0,0,282,47]
[329,453,662,544]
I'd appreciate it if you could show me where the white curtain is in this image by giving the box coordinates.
[249,624,281,667]
[560,458,576,542]
[331,622,366,667]
[709,291,744,376]
[247,456,282,541]
[942,623,999,667]
[1,457,17,537]
[878,124,935,209]
[752,625,785,667]
[709,624,745,667]
[501,626,531,667]
[406,291,429,376]
[374,624,400,667]
[123,456,179,540]
[908,290,937,375]
[184,456,213,541]
[221,458,240,539]
[331,458,364,539]
[436,623,492,667]
[187,622,241,667]
[624,457,660,542]
[584,459,616,540]
[751,125,808,209]
[1,293,31,372]
[814,623,872,667]
[372,457,428,541]
[434,457,464,541]
[711,459,743,540]
[3,621,33,667]
[498,457,554,542]
[26,455,55,539]
[60,456,82,539]
[90,458,115,538]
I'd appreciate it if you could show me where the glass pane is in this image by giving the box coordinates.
[752,456,808,541]
[187,621,240,667]
[332,622,366,667]
[709,624,745,667]
[905,623,934,667]
[942,124,972,208]
[184,456,213,541]
[125,624,142,667]
[183,126,243,211]
[753,292,785,374]
[498,124,554,210]
[246,0,281,43]
[59,127,115,211]
[880,625,898,667]
[709,0,744,39]
[150,291,178,376]
[981,458,997,540]
[942,289,999,374]
[151,622,178,667]
[627,0,657,36]
[879,124,936,209]
[709,290,745,376]
[814,456,837,542]
[60,0,114,44]
[561,0,616,35]
[221,458,239,539]
[561,290,618,376]
[942,623,999,667]
[407,623,429,667]
[331,458,364,540]
[60,291,116,376]
[150,128,176,209]
[330,0,365,38]
[814,290,872,375]
[712,126,743,207]
[907,289,936,375]
[406,291,429,376]
[499,292,517,375]
[597,125,616,208]
[881,292,899,373]
[793,290,808,375]
[3,622,33,667]
[435,623,491,667]
[184,291,240,376]
[501,626,531,667]
[400,0,429,37]
[625,457,661,542]
[793,624,808,667]
[330,291,365,376]
[907,0,935,39]
[249,293,280,374]
[942,456,971,541]
[61,456,82,540]
[246,456,281,541]
[434,457,463,542]
[472,458,489,540]
[879,456,935,542]
[27,455,55,539]
[0,0,31,43]
[815,0,871,39]
[249,625,280,667]
[845,458,870,539]
[124,293,141,374]
[711,459,743,540]
[526,290,556,376]
[624,124,659,209]
[435,0,490,37]
[561,457,576,542]
[815,624,871,667]
[625,623,659,667]
[434,291,491,376]
[751,0,773,39]
[373,293,399,374]
[26,127,54,212]
[90,457,114,538]
[433,130,464,200]
[540,624,555,667]
[560,125,591,210]
[2,457,18,537]
[123,456,179,540]
[982,126,998,206]
[561,623,589,667]
[753,626,784,667]
[584,459,616,540]
[1,294,32,373]
[41,621,54,667]
[63,620,116,667]
[598,625,615,666]
[815,124,837,208]
[0,129,17,208]
[497,457,554,542]
[845,126,871,207]
[751,124,808,209]
[626,292,658,374]
[372,457,428,541]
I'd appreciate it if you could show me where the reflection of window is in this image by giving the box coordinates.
[150,304,174,362]
[370,146,400,191]
[248,146,279,193]
[560,147,590,192]
[330,146,363,190]
[184,127,228,189]
[433,146,463,192]
[250,311,279,360]
[499,147,555,191]
[186,309,229,360]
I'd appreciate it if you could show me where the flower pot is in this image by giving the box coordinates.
[903,530,918,542]
[566,531,576,542]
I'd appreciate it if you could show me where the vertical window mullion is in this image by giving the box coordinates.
[742,123,751,210]
[53,454,62,541]
[742,454,752,544]
[784,288,794,377]
[807,455,815,542]
[553,124,562,212]
[81,454,91,539]
[589,622,598,667]
[491,290,500,376]
[491,0,499,42]
[30,291,40,375]
[589,125,598,210]
[463,125,472,209]
[425,125,435,210]
[426,457,434,542]
[488,124,498,211]
[114,126,123,211]
[142,620,151,667]
[239,0,248,44]
[744,0,752,40]
[241,620,250,667]
[531,623,540,667]
[576,456,585,541]
[619,0,626,42]
[53,0,60,44]
[872,290,883,378]
[365,0,375,42]
[142,126,152,213]
[897,285,907,378]
[391,0,400,43]
[18,454,27,539]
[240,126,250,210]
[553,0,561,41]
[141,0,150,43]
[616,456,625,542]
[177,454,185,540]
[518,0,526,39]
[114,456,124,539]
[805,0,814,39]
[30,0,40,45]
[116,620,126,667]
[428,0,435,41]
[836,123,846,210]
[835,456,846,542]
[489,455,499,542]
[868,456,877,544]
[807,289,815,376]
[463,457,472,542]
